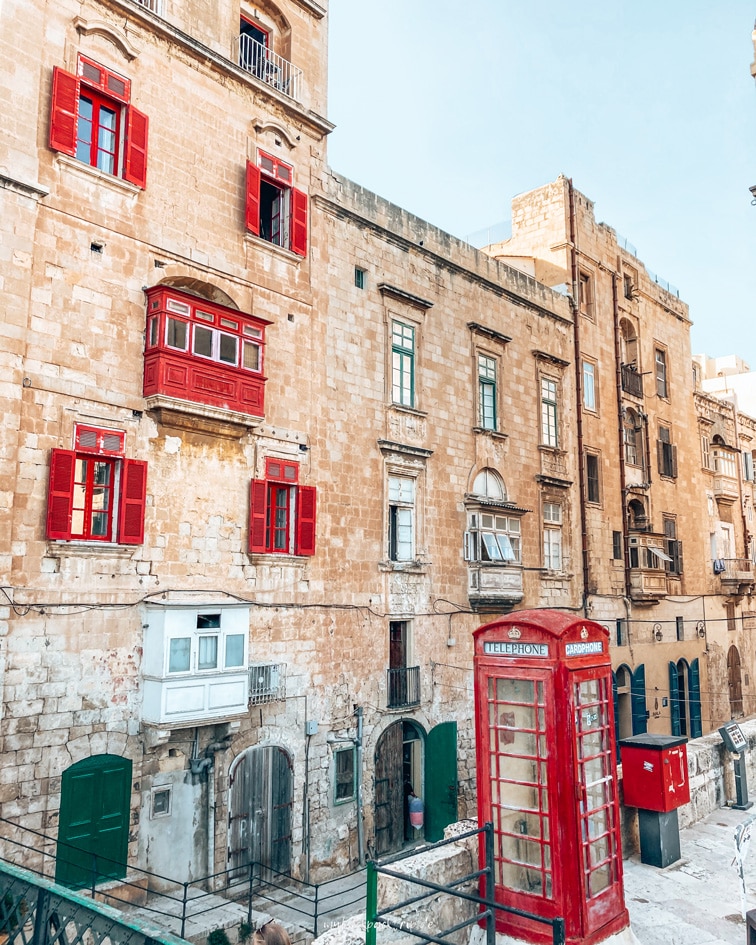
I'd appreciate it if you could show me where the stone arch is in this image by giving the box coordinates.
[154,276,240,309]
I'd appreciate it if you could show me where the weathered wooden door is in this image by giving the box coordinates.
[424,721,457,842]
[229,747,293,876]
[374,722,403,856]
[55,755,131,889]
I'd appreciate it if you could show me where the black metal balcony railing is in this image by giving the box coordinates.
[621,364,643,397]
[387,666,420,709]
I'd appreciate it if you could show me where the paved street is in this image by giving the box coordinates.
[623,805,756,945]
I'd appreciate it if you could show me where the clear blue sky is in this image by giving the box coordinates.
[327,1,756,366]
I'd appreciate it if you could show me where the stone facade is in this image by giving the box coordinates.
[1,0,755,896]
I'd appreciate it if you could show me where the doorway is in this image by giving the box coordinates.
[55,754,132,889]
[374,720,425,856]
[229,746,293,876]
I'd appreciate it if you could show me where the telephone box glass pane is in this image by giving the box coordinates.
[487,676,552,899]
[575,676,617,899]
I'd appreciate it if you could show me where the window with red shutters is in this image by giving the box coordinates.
[49,56,148,188]
[245,151,308,256]
[45,429,148,544]
[248,462,316,556]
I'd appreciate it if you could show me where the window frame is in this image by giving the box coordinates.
[578,270,594,318]
[333,746,356,804]
[165,611,247,677]
[477,353,498,431]
[655,347,669,399]
[391,320,416,408]
[245,152,308,256]
[46,426,147,545]
[388,474,415,562]
[585,452,601,505]
[542,502,563,571]
[49,57,149,188]
[657,425,678,479]
[540,375,559,448]
[465,510,522,565]
[248,459,316,556]
[582,359,597,412]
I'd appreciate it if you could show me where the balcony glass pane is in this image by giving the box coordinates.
[198,635,218,671]
[169,637,191,673]
[225,634,245,668]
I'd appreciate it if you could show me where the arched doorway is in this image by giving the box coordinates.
[55,754,132,889]
[728,646,744,718]
[228,746,293,876]
[374,720,425,856]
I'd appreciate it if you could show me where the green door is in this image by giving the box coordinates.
[56,754,132,889]
[424,721,457,842]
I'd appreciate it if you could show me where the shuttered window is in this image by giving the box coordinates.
[46,431,147,544]
[49,56,149,188]
[248,460,316,556]
[245,152,308,256]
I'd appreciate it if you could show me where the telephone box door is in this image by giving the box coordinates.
[571,668,624,935]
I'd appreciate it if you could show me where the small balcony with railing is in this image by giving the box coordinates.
[238,34,303,101]
[387,666,421,709]
[714,557,755,592]
[621,364,643,397]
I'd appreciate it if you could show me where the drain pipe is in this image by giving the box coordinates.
[355,705,365,866]
[567,179,590,616]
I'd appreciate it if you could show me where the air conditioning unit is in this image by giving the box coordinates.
[248,662,285,705]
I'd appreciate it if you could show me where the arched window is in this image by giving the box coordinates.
[472,468,506,500]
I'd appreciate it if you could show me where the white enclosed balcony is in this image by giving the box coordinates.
[142,605,251,726]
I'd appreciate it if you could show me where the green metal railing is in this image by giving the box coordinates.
[366,823,565,945]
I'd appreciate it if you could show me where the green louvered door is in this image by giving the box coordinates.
[56,755,131,889]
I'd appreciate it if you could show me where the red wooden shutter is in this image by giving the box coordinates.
[123,106,149,188]
[245,161,261,235]
[249,478,268,552]
[46,449,76,540]
[118,459,148,544]
[49,67,79,156]
[295,485,316,556]
[290,188,308,257]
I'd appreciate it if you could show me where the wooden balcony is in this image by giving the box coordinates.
[621,364,643,397]
[142,670,249,726]
[144,349,265,420]
[712,473,739,503]
[468,565,524,613]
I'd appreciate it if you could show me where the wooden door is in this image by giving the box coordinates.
[374,722,403,856]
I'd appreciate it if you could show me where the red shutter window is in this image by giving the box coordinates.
[75,425,125,455]
[49,67,79,156]
[46,449,76,540]
[123,106,149,188]
[290,188,308,257]
[265,458,298,482]
[249,478,268,552]
[295,485,317,556]
[246,161,261,235]
[118,459,148,544]
[78,56,131,104]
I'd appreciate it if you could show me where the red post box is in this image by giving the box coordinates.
[620,735,689,813]
[474,610,629,945]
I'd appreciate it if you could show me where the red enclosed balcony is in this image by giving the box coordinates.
[143,286,269,421]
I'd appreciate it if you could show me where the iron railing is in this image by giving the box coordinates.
[132,0,162,15]
[0,859,184,945]
[237,35,302,101]
[366,823,565,945]
[387,665,420,709]
[0,817,364,939]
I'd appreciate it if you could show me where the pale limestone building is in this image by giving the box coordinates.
[0,0,753,897]
[485,177,756,742]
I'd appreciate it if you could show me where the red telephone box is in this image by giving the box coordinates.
[474,610,629,945]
